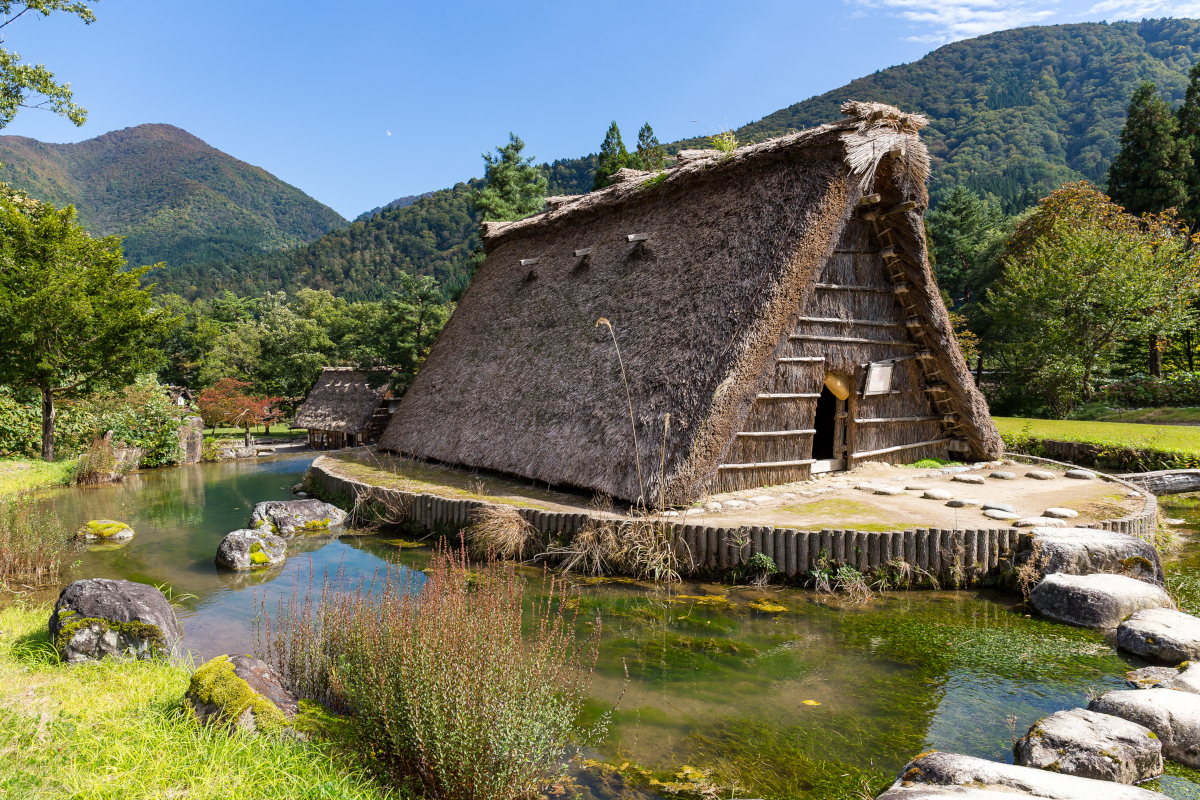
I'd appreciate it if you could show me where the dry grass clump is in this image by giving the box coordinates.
[0,493,73,591]
[546,518,682,582]
[73,434,121,485]
[1016,540,1050,602]
[257,549,607,800]
[465,504,540,561]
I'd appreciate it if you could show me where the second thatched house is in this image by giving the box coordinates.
[378,102,1002,505]
[294,368,396,450]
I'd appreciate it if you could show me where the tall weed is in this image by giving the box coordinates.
[0,493,72,590]
[257,549,609,800]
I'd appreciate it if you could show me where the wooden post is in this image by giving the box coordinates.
[846,367,860,470]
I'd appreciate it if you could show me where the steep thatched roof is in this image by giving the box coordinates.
[294,368,388,434]
[379,102,1001,503]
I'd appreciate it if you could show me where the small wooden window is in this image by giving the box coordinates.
[863,361,895,396]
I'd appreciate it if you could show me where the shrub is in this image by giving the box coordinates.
[1095,372,1200,409]
[465,504,539,561]
[0,493,73,589]
[257,549,608,800]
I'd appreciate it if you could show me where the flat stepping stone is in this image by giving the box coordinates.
[1066,469,1098,480]
[856,483,883,491]
[952,475,985,485]
[1031,573,1174,630]
[940,466,972,474]
[1014,517,1068,528]
[1090,688,1200,767]
[1026,470,1057,480]
[946,499,979,508]
[905,484,931,491]
[1126,663,1200,694]
[1044,507,1079,519]
[983,509,1019,520]
[1021,528,1162,583]
[1118,608,1200,664]
[879,750,1168,800]
[1126,666,1182,689]
[923,488,953,500]
[748,495,775,504]
[722,499,748,509]
[874,486,906,496]
[989,471,1018,480]
[982,502,1014,513]
[1014,707,1162,784]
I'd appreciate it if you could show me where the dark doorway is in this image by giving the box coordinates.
[812,386,837,460]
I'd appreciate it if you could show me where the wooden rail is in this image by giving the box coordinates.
[789,335,917,346]
[735,429,816,437]
[850,438,950,459]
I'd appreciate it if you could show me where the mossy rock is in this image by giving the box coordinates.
[187,654,299,735]
[77,519,135,542]
[49,578,180,663]
[215,529,287,571]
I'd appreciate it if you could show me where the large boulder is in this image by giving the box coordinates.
[879,751,1167,800]
[250,499,346,536]
[1089,688,1200,766]
[186,654,299,735]
[1117,608,1200,664]
[1029,573,1174,630]
[1013,708,1162,783]
[215,529,286,571]
[49,578,182,663]
[1018,528,1162,584]
[76,519,135,542]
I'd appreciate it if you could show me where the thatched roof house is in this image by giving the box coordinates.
[378,102,1002,505]
[294,368,394,449]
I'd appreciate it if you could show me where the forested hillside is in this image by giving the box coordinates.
[0,124,346,269]
[156,181,485,301]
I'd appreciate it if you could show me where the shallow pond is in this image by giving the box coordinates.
[20,455,1200,800]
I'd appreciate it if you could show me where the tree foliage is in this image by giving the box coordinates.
[1107,82,1191,216]
[474,134,548,222]
[592,121,632,191]
[985,183,1200,413]
[925,187,1010,308]
[357,273,452,394]
[636,123,665,171]
[0,190,172,460]
[196,378,281,434]
[0,1,96,129]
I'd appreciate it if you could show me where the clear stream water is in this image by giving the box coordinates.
[26,454,1200,800]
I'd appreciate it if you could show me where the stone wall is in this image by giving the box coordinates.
[307,455,1159,585]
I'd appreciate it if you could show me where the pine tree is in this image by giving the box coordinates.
[1108,82,1191,216]
[474,133,548,222]
[592,121,631,191]
[1177,63,1200,227]
[637,123,665,171]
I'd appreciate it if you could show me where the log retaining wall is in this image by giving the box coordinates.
[309,454,1159,584]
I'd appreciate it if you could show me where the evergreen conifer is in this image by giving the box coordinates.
[1107,82,1191,216]
[636,123,665,171]
[1177,62,1200,226]
[592,121,631,191]
[474,133,548,222]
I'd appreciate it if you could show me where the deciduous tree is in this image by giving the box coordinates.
[0,190,172,460]
[0,1,96,129]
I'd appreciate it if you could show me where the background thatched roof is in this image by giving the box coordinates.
[379,104,1000,503]
[294,368,389,434]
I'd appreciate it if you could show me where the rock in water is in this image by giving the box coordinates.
[215,530,286,571]
[1030,573,1175,630]
[1118,608,1200,663]
[1126,666,1182,689]
[1012,705,1161,782]
[250,499,347,535]
[878,750,1168,800]
[1013,708,1163,783]
[77,520,135,541]
[187,654,299,735]
[1019,528,1162,583]
[49,579,182,663]
[1089,688,1200,767]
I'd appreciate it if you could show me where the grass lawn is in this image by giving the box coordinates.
[0,604,385,799]
[0,458,75,498]
[206,424,307,440]
[1074,406,1200,425]
[992,417,1200,455]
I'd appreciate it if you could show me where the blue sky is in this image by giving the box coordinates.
[4,0,1200,218]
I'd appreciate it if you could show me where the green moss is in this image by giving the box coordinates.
[189,655,290,734]
[1121,556,1154,572]
[303,518,330,531]
[55,615,164,656]
[79,519,133,539]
